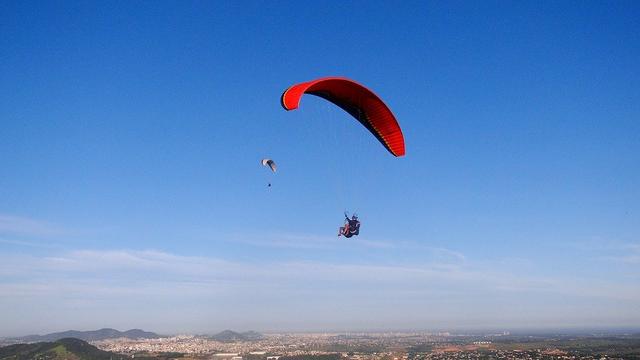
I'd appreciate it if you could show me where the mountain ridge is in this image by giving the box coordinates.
[211,330,263,341]
[13,328,161,342]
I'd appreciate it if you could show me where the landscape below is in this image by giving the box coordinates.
[2,329,640,360]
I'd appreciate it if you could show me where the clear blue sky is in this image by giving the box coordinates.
[1,1,639,336]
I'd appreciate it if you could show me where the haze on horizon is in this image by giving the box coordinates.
[1,1,639,337]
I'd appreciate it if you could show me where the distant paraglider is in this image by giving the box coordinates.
[261,158,277,173]
[281,76,405,157]
[261,158,276,187]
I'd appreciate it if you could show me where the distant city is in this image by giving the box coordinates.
[2,328,639,359]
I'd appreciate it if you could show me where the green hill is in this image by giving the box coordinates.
[0,337,124,360]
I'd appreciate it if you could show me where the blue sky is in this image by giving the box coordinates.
[1,1,639,336]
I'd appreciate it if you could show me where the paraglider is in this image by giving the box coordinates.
[261,158,276,187]
[280,77,404,236]
[338,212,360,238]
[281,76,405,157]
[261,158,276,173]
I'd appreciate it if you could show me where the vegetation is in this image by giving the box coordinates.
[491,336,640,359]
[0,338,123,360]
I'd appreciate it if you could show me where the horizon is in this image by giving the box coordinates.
[6,326,640,340]
[1,1,639,337]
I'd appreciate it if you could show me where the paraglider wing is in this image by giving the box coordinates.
[281,77,405,157]
[261,158,277,173]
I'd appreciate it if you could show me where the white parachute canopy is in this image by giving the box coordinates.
[261,158,277,173]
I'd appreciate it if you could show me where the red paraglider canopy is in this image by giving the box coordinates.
[281,77,405,157]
